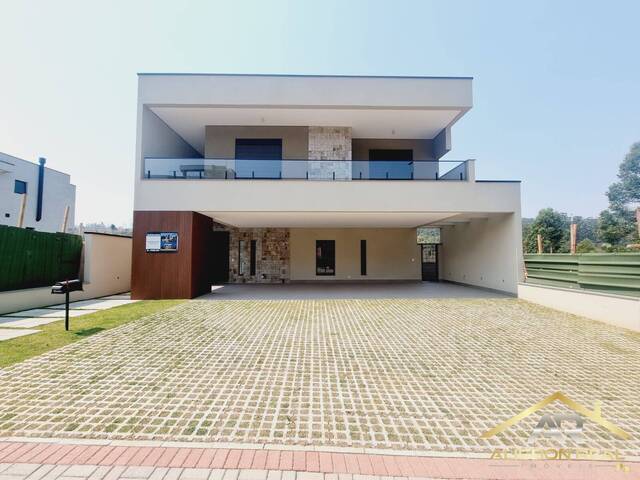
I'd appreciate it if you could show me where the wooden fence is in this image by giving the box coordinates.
[0,225,83,292]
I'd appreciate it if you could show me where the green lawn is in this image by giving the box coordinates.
[0,300,184,368]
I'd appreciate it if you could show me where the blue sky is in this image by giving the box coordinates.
[1,0,638,225]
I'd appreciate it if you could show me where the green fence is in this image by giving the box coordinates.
[524,253,640,297]
[0,225,83,292]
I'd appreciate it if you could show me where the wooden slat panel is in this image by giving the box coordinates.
[131,211,212,299]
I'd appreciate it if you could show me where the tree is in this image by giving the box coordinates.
[597,208,636,245]
[573,216,599,244]
[576,239,596,253]
[606,142,640,213]
[524,208,570,253]
[598,142,640,245]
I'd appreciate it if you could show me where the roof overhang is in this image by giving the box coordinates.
[198,211,502,229]
[139,74,473,155]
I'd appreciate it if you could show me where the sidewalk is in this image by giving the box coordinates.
[0,295,136,341]
[0,439,636,480]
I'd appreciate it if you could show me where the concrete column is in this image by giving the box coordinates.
[466,159,476,182]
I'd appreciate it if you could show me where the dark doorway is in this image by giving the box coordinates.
[211,231,230,284]
[369,149,413,179]
[421,244,439,281]
[316,240,335,276]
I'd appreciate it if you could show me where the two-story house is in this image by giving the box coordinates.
[132,73,522,299]
[0,152,76,233]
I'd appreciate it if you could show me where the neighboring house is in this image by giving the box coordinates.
[132,73,522,299]
[0,152,76,233]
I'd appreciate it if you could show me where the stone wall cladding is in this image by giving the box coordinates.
[213,222,289,283]
[308,126,352,180]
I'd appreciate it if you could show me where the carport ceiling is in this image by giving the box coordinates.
[199,211,462,228]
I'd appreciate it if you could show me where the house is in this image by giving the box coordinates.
[0,152,76,233]
[132,73,522,299]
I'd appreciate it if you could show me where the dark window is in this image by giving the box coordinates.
[316,240,335,276]
[4,213,9,218]
[235,139,283,179]
[360,240,367,275]
[250,240,257,276]
[14,180,27,194]
[369,149,413,179]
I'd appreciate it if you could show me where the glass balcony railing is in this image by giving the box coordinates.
[142,158,469,181]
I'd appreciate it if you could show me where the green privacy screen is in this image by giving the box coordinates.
[525,253,640,297]
[0,225,83,292]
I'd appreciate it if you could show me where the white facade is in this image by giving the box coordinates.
[133,74,523,295]
[0,152,76,233]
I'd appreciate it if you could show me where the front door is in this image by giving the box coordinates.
[421,244,439,281]
[211,231,230,284]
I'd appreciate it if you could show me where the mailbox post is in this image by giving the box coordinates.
[51,279,83,331]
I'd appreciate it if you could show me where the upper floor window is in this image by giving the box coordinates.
[14,180,27,194]
[235,139,282,179]
[369,149,413,180]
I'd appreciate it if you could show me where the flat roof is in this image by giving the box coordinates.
[139,74,473,154]
[138,72,473,80]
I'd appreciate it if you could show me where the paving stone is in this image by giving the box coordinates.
[24,465,56,480]
[99,295,132,301]
[221,470,238,480]
[121,467,155,479]
[1,309,95,319]
[0,318,62,328]
[102,466,126,480]
[208,470,225,480]
[295,474,322,480]
[148,468,168,480]
[47,300,136,311]
[265,472,281,480]
[39,466,70,480]
[0,329,40,341]
[0,299,638,456]
[179,469,210,480]
[163,469,182,480]
[237,470,267,480]
[61,465,98,478]
[87,466,112,480]
[3,465,42,476]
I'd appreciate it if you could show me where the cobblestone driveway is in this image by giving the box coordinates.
[0,299,638,455]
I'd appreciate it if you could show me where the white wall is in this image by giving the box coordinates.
[134,177,520,216]
[440,213,523,294]
[290,228,421,281]
[0,152,76,233]
[81,233,132,298]
[142,107,200,159]
[0,233,131,314]
[518,283,640,332]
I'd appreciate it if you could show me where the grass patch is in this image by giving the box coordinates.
[0,300,184,368]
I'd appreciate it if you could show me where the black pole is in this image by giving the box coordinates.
[65,289,69,331]
[36,157,46,222]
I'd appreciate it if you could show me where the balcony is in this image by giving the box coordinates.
[143,158,470,181]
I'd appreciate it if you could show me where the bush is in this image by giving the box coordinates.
[575,239,597,253]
